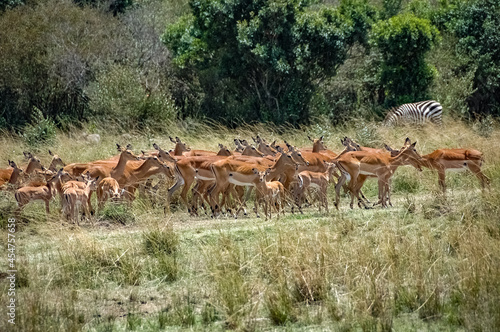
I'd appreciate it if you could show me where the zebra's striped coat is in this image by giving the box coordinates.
[384,100,443,126]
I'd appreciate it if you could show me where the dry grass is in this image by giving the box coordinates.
[0,119,499,331]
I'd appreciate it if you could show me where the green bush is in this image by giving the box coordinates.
[163,0,376,126]
[85,65,177,130]
[371,12,440,106]
[22,107,57,147]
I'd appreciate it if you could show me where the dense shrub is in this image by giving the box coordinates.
[163,0,376,126]
[0,0,177,131]
[371,12,439,106]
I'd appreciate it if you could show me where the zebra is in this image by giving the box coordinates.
[384,100,443,126]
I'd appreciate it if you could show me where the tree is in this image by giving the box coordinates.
[163,0,376,126]
[450,0,500,117]
[371,12,439,106]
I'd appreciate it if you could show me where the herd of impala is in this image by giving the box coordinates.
[0,135,490,223]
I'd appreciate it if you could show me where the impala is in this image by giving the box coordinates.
[292,162,337,213]
[0,152,45,183]
[78,145,141,180]
[168,144,265,214]
[14,169,69,214]
[208,152,298,217]
[63,144,136,175]
[63,176,99,224]
[0,161,22,188]
[384,144,490,194]
[96,177,123,210]
[253,168,286,220]
[334,140,423,209]
[48,150,66,171]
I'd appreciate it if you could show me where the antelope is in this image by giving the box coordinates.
[63,176,99,224]
[0,161,23,188]
[96,177,123,210]
[253,168,286,220]
[292,162,337,213]
[384,144,490,194]
[48,150,65,171]
[168,145,265,214]
[63,144,135,176]
[78,145,140,180]
[14,169,68,214]
[334,139,423,209]
[209,152,298,217]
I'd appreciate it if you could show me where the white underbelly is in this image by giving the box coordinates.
[359,170,376,176]
[229,178,255,187]
[195,174,215,181]
[447,168,467,172]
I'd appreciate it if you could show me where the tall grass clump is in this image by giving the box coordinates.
[22,108,57,148]
[204,233,253,329]
[142,220,180,282]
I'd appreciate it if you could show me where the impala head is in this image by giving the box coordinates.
[239,139,250,147]
[8,160,19,170]
[289,148,309,166]
[153,143,177,163]
[253,168,271,182]
[23,152,45,172]
[144,155,165,167]
[308,135,327,150]
[383,144,400,157]
[117,143,140,161]
[342,137,361,151]
[397,140,423,171]
[241,145,265,157]
[161,163,175,179]
[217,144,232,156]
[170,136,191,154]
[257,141,277,156]
[48,150,65,171]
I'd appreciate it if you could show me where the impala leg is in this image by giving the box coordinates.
[438,169,446,194]
[334,173,348,210]
[45,199,50,214]
[469,164,491,190]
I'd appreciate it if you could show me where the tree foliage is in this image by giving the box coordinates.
[0,0,176,131]
[450,0,500,117]
[163,0,376,125]
[371,12,439,106]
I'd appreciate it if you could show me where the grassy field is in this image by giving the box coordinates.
[0,119,499,331]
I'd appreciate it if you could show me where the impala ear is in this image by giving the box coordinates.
[153,143,160,151]
[404,137,411,146]
[175,136,181,143]
[126,143,133,150]
[48,150,53,156]
[411,141,417,147]
[266,168,271,175]
[384,144,393,152]
[320,136,324,141]
[252,168,259,174]
[307,136,313,142]
[116,143,122,151]
[169,136,176,143]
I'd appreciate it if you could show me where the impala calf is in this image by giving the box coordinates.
[13,170,66,214]
[293,162,336,213]
[63,176,99,225]
[96,177,123,210]
[253,168,286,220]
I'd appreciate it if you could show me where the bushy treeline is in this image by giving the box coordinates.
[0,0,180,131]
[0,0,498,131]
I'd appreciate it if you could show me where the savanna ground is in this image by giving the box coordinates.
[1,119,499,331]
